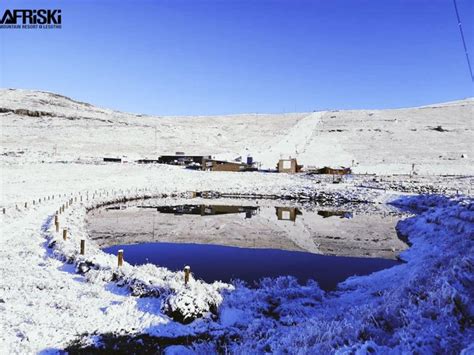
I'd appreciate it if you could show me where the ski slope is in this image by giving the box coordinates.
[1,88,472,174]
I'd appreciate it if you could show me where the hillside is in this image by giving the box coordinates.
[0,88,472,353]
[1,88,473,174]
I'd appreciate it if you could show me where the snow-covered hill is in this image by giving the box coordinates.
[0,88,473,353]
[1,88,472,174]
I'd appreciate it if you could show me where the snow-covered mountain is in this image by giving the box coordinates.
[1,88,473,353]
[1,88,472,174]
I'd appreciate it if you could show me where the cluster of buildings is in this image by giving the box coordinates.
[156,153,305,173]
[103,152,351,175]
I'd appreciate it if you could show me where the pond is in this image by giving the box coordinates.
[87,197,408,290]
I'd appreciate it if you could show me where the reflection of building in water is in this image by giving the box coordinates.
[89,201,408,259]
[275,207,301,222]
[156,204,259,218]
[317,210,353,219]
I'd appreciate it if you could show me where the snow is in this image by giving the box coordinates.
[1,89,473,174]
[205,195,473,353]
[0,89,473,353]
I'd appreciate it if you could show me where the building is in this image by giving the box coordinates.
[103,157,122,163]
[277,159,303,173]
[312,167,351,175]
[157,154,211,167]
[203,159,256,172]
[136,159,160,164]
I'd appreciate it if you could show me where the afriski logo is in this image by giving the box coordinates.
[0,9,62,29]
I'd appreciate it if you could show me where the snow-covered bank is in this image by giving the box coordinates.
[200,195,473,353]
[1,160,473,353]
[61,194,473,354]
[0,162,392,353]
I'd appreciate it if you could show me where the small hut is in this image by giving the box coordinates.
[277,159,303,174]
[314,167,351,175]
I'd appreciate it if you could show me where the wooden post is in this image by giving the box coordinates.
[24,202,27,208]
[54,214,58,224]
[118,249,124,267]
[2,207,5,214]
[55,221,59,233]
[63,228,67,240]
[184,265,191,286]
[80,239,85,255]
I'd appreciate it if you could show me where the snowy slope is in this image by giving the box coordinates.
[0,88,473,353]
[1,88,472,174]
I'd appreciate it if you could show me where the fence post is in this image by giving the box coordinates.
[63,228,67,240]
[80,239,85,255]
[184,265,191,286]
[118,249,124,267]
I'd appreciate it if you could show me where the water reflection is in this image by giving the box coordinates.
[275,207,301,222]
[133,204,348,222]
[87,198,408,260]
[155,204,259,218]
[89,198,409,288]
[317,210,353,219]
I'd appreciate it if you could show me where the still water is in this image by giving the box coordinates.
[88,198,408,290]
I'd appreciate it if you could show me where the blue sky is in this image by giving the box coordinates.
[0,0,473,115]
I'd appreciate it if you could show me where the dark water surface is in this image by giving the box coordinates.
[92,198,407,291]
[103,242,401,290]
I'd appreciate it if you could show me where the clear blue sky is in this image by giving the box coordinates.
[0,0,473,115]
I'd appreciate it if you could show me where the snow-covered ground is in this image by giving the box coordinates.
[0,90,473,353]
[1,89,473,174]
